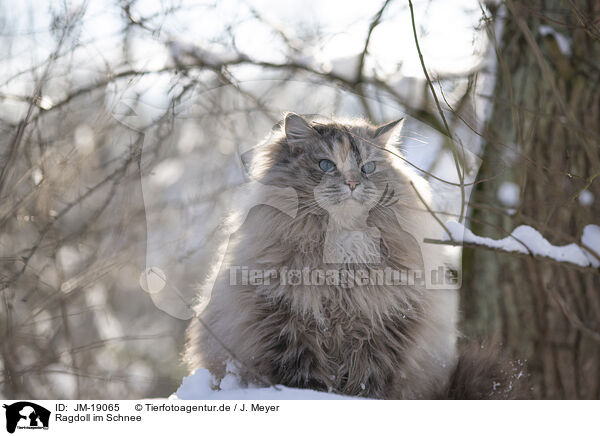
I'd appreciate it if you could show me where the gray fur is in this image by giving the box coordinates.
[184,113,460,399]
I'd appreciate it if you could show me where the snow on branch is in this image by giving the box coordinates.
[424,221,600,274]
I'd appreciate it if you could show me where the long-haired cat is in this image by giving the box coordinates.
[184,113,521,399]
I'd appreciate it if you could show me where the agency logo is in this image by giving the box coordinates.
[2,402,50,433]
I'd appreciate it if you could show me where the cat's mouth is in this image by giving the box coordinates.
[339,194,366,206]
[314,189,370,210]
[344,190,366,201]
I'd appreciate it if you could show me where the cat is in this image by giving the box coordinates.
[184,113,521,399]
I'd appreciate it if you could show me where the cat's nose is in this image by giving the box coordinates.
[345,180,360,191]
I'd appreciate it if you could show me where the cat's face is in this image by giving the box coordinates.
[311,132,384,220]
[258,114,403,224]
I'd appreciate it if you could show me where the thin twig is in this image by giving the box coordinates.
[407,0,466,223]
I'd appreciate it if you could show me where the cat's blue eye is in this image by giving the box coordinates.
[319,159,336,172]
[361,161,376,174]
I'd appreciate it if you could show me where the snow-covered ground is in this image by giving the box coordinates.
[170,369,355,400]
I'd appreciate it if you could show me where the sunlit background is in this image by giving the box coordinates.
[0,0,490,399]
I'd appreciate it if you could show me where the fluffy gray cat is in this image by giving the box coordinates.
[184,113,521,399]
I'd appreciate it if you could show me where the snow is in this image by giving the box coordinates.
[578,190,594,206]
[582,225,600,268]
[497,181,520,207]
[38,95,54,110]
[170,369,354,400]
[539,25,572,56]
[443,221,599,268]
[31,167,43,185]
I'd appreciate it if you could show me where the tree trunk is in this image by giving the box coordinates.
[462,0,600,399]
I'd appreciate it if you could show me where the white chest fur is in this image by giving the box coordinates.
[323,225,381,264]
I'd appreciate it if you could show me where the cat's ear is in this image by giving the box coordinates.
[373,118,404,147]
[284,113,317,151]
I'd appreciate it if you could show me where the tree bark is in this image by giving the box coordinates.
[462,0,600,399]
